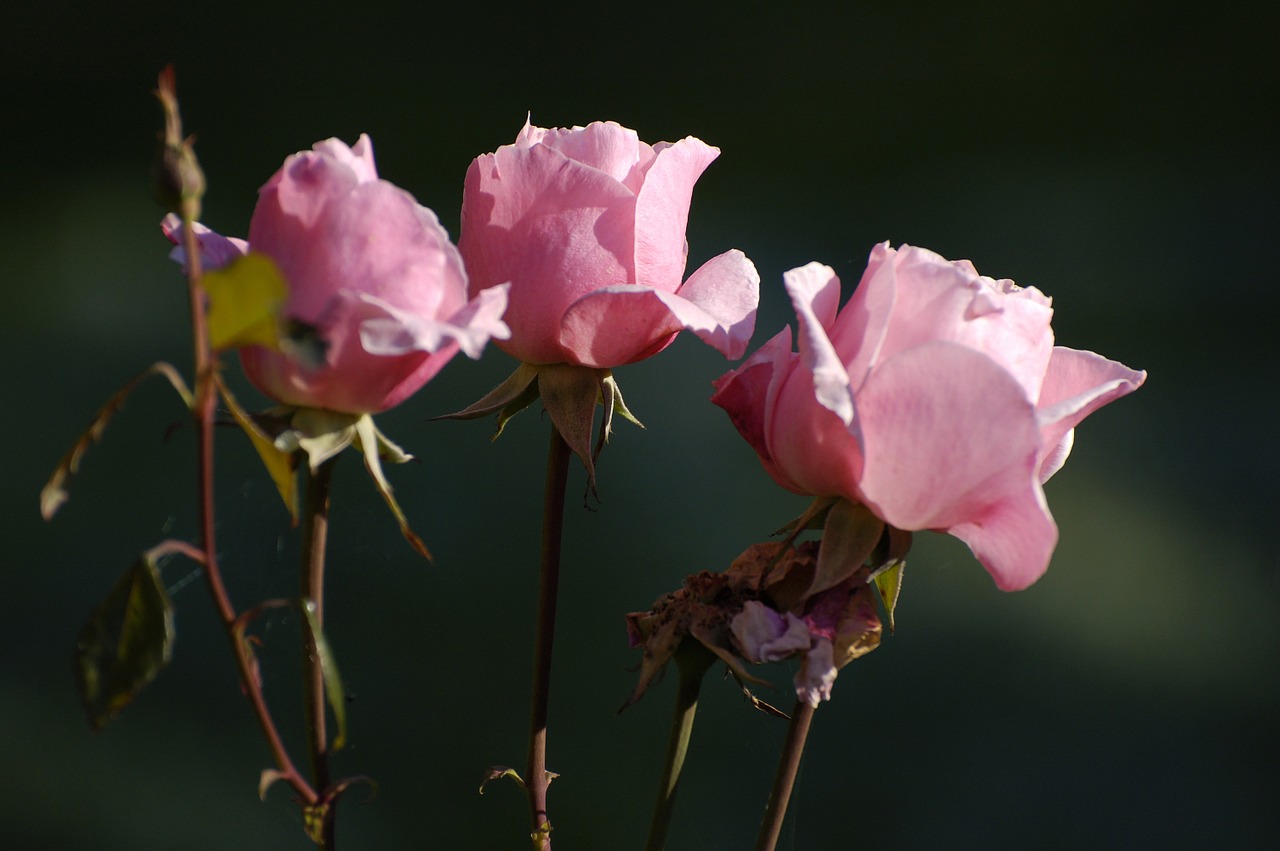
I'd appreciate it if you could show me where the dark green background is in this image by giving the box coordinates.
[3,1,1276,848]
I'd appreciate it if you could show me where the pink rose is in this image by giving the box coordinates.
[164,135,509,414]
[459,119,759,367]
[712,244,1146,591]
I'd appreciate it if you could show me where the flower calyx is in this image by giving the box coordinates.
[438,362,642,494]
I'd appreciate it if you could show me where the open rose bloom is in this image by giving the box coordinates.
[459,120,758,367]
[713,243,1146,591]
[164,134,509,414]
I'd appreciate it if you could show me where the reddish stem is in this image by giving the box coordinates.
[180,203,316,808]
[527,428,571,849]
[754,700,817,851]
[301,457,337,848]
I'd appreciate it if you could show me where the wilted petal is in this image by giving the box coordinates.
[795,638,838,707]
[731,601,812,664]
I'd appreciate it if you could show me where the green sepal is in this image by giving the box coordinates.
[287,409,360,472]
[434,362,540,440]
[41,362,192,520]
[301,598,348,752]
[810,499,884,596]
[538,364,605,490]
[353,415,431,560]
[74,555,176,731]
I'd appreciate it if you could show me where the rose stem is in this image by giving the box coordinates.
[527,428,571,849]
[644,643,713,851]
[160,68,317,814]
[301,455,338,847]
[754,700,817,851]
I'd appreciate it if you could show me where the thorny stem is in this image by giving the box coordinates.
[162,69,316,809]
[644,642,714,851]
[301,457,338,849]
[753,700,817,851]
[527,428,571,849]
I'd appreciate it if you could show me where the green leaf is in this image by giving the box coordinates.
[872,560,905,634]
[41,362,192,520]
[198,252,288,352]
[301,599,348,752]
[213,373,298,523]
[74,556,176,731]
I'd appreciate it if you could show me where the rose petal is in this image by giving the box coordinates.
[1035,346,1147,480]
[633,137,720,292]
[460,142,636,364]
[711,327,802,491]
[161,214,248,271]
[537,120,645,188]
[785,262,854,425]
[359,282,511,360]
[558,249,759,367]
[855,341,1058,588]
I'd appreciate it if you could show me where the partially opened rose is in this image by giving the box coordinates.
[459,119,758,367]
[712,243,1146,591]
[164,134,509,414]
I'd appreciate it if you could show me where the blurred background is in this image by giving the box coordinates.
[2,1,1276,848]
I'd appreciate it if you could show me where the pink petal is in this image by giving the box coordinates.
[359,282,511,360]
[633,137,720,293]
[710,327,802,491]
[558,250,759,367]
[855,341,1055,587]
[160,214,248,271]
[830,242,897,389]
[946,485,1058,591]
[1035,346,1147,480]
[460,143,636,364]
[784,262,854,425]
[536,120,646,188]
[660,249,759,358]
[861,244,1056,401]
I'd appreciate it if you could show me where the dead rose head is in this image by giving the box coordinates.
[164,134,509,414]
[712,244,1146,591]
[624,542,887,712]
[459,119,759,368]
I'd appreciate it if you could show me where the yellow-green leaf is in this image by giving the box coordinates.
[213,374,298,523]
[41,362,192,520]
[199,252,287,352]
[301,599,348,752]
[872,560,905,633]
